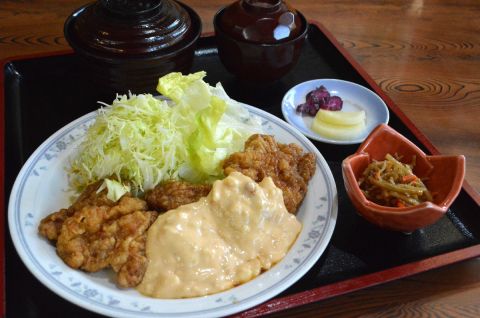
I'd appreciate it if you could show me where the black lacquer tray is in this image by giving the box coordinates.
[3,23,480,317]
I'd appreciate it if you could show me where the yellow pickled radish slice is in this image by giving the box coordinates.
[315,109,366,126]
[311,116,366,140]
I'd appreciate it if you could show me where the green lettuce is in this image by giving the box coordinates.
[68,72,262,193]
[96,179,131,202]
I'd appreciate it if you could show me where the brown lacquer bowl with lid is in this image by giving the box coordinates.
[64,0,201,94]
[213,0,308,82]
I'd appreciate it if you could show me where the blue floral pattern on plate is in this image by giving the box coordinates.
[8,106,337,318]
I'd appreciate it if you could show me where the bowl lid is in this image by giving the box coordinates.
[217,0,304,44]
[64,0,194,57]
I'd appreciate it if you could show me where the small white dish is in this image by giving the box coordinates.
[282,79,390,145]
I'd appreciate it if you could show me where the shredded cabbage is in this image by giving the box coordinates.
[96,179,131,202]
[68,71,262,193]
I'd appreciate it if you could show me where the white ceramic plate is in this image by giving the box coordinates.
[282,79,390,144]
[8,105,337,318]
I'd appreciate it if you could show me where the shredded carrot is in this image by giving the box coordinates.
[402,174,418,183]
[358,153,432,207]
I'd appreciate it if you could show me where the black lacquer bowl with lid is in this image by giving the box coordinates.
[64,0,202,94]
[214,0,308,82]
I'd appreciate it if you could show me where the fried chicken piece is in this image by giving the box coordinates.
[38,180,115,241]
[56,195,158,288]
[40,182,158,288]
[38,208,71,241]
[145,180,212,212]
[223,134,316,213]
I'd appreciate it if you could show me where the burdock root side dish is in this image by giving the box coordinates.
[37,71,316,299]
[359,153,432,207]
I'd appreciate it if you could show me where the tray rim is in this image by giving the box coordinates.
[1,21,479,318]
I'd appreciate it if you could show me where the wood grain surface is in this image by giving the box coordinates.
[2,0,480,317]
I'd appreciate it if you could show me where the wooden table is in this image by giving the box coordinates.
[2,0,479,317]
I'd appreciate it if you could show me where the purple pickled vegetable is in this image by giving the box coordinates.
[307,86,330,106]
[295,85,343,116]
[322,95,343,111]
[296,102,318,116]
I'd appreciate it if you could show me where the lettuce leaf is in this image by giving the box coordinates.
[186,95,228,181]
[96,179,131,202]
[68,72,262,192]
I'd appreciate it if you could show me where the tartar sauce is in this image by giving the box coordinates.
[137,172,302,298]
